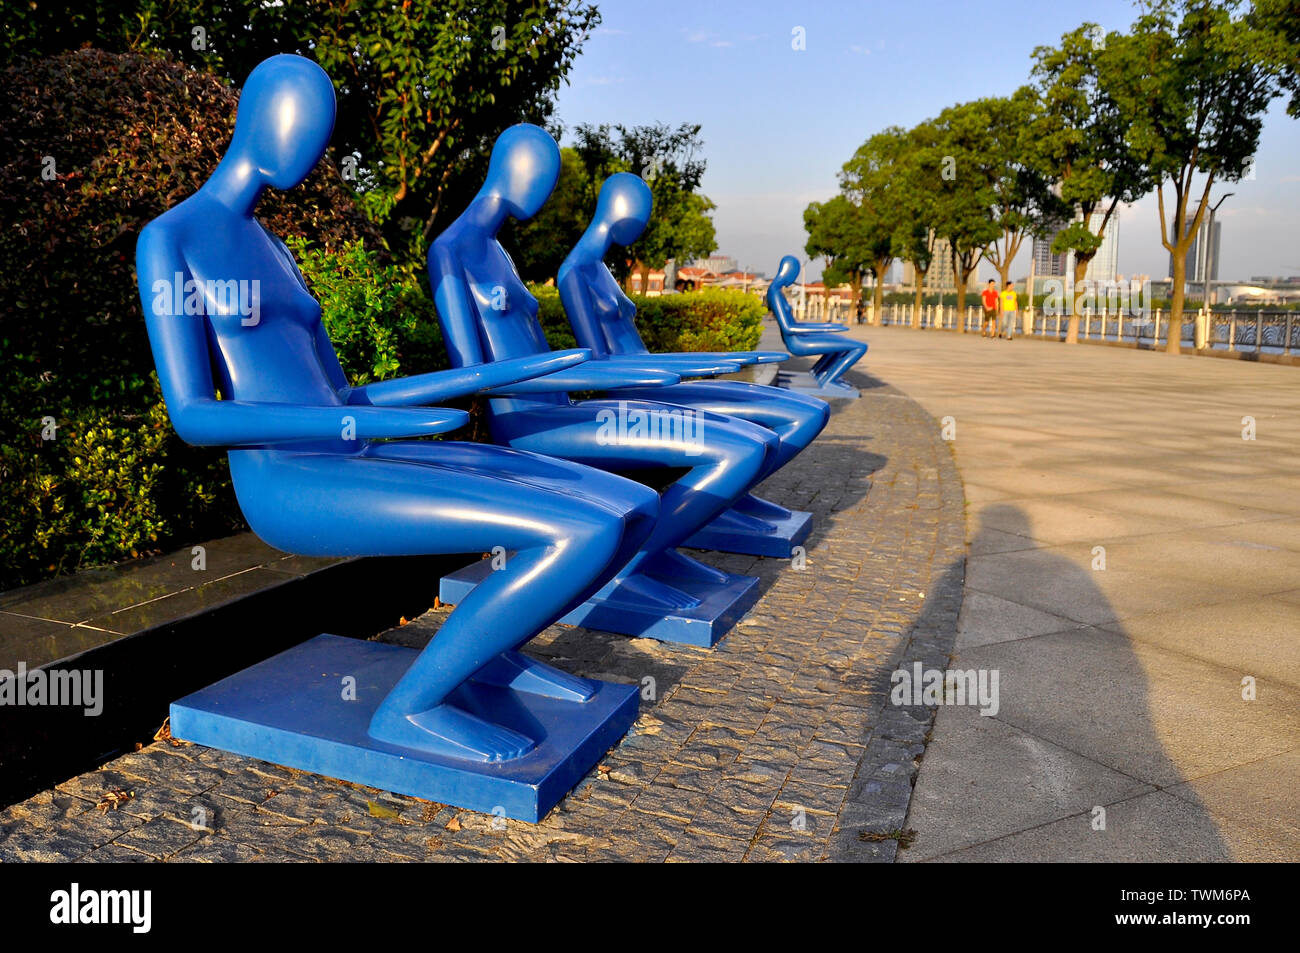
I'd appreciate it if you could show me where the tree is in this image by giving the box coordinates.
[0,0,601,267]
[572,122,716,289]
[502,146,592,284]
[804,196,871,314]
[1251,0,1300,119]
[839,127,910,322]
[1107,0,1287,353]
[1031,23,1151,344]
[982,88,1070,292]
[930,102,1001,329]
[890,122,944,327]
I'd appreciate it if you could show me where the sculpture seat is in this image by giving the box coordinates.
[768,255,867,398]
[135,55,663,821]
[555,172,831,558]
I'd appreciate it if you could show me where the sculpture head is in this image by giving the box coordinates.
[481,124,561,221]
[227,54,336,191]
[774,255,801,288]
[596,173,653,247]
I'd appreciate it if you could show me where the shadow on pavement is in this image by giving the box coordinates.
[901,503,1232,862]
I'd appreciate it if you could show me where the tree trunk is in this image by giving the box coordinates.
[872,260,887,325]
[638,262,652,297]
[850,276,863,324]
[953,247,967,333]
[1167,251,1186,355]
[955,270,972,332]
[1067,253,1092,345]
[912,267,926,328]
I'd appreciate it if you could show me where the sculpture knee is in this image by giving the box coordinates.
[545,504,626,573]
[619,482,660,552]
[757,427,781,470]
[706,425,774,490]
[787,398,831,451]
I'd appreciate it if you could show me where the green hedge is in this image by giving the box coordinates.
[533,285,765,353]
[288,239,448,384]
[0,50,380,591]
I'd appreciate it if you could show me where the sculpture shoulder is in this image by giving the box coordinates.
[136,195,217,273]
[429,226,468,275]
[136,208,187,279]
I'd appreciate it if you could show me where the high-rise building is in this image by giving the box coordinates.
[1167,219,1221,283]
[1031,233,1069,277]
[1034,213,1119,283]
[901,235,955,292]
[1084,215,1119,284]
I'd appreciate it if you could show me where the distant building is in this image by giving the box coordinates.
[691,255,737,275]
[1083,215,1119,284]
[626,269,666,295]
[1031,233,1069,277]
[646,258,768,296]
[1168,219,1221,283]
[901,234,955,292]
[1034,213,1118,283]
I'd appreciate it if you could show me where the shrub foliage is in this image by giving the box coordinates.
[0,50,379,589]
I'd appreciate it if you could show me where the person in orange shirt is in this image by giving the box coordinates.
[999,281,1019,340]
[980,280,999,338]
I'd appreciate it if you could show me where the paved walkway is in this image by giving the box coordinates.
[859,325,1300,861]
[0,343,965,862]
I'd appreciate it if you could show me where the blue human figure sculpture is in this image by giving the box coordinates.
[429,124,779,644]
[768,255,868,397]
[136,54,661,768]
[558,173,831,558]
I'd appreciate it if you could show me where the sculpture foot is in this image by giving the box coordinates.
[369,702,536,763]
[732,493,794,522]
[646,548,733,586]
[812,375,857,392]
[596,570,703,611]
[474,651,596,702]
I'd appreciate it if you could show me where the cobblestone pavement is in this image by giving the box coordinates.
[1,341,966,863]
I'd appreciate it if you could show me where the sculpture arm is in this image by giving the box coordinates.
[675,350,791,365]
[596,353,745,377]
[556,267,612,358]
[769,291,845,334]
[313,321,352,392]
[792,321,849,333]
[345,350,592,406]
[428,244,488,368]
[484,363,680,394]
[163,398,468,447]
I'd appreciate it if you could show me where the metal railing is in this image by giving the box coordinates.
[856,303,1300,356]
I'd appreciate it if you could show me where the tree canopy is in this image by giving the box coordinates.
[0,0,601,266]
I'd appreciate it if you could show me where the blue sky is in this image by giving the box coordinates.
[550,0,1300,283]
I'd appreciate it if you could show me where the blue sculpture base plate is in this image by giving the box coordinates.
[439,557,759,648]
[777,370,860,399]
[684,501,813,558]
[169,634,639,823]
